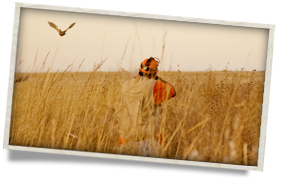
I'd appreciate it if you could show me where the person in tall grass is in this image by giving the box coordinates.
[116,57,176,157]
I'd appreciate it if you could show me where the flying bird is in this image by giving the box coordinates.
[48,21,76,36]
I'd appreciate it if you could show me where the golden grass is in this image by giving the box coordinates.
[9,69,265,166]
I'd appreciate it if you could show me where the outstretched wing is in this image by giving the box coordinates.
[64,22,76,32]
[68,22,76,29]
[48,21,59,32]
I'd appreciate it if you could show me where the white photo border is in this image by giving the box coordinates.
[3,2,275,171]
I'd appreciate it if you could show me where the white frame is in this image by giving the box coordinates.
[3,2,275,171]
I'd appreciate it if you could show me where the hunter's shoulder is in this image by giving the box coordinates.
[155,77,174,87]
[154,80,174,89]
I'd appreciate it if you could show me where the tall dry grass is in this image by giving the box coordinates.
[11,27,265,166]
[10,59,265,166]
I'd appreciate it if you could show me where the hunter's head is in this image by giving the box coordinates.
[139,57,160,79]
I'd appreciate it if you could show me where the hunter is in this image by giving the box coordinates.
[115,57,176,157]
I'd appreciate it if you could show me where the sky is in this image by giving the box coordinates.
[16,7,269,72]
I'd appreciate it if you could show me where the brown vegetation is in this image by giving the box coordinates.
[10,68,265,166]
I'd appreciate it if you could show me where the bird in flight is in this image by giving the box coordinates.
[48,21,76,36]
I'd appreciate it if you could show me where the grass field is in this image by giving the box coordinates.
[9,69,265,166]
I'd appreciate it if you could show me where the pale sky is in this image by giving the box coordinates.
[16,8,269,72]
